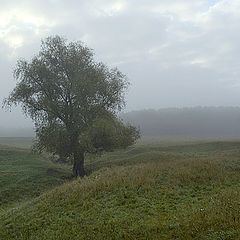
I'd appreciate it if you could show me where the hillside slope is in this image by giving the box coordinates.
[1,141,240,239]
[0,145,71,210]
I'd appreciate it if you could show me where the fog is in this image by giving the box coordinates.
[2,107,240,138]
[122,107,240,139]
[1,0,240,136]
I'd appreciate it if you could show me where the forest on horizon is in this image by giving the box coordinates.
[1,106,240,138]
[121,106,240,139]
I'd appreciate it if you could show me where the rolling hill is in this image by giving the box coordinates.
[1,139,240,239]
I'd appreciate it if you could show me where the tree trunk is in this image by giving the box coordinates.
[72,150,85,177]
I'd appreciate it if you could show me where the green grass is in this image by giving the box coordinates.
[1,138,240,239]
[0,145,71,210]
[0,137,34,149]
[84,139,240,173]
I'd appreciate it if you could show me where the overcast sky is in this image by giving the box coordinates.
[1,0,240,128]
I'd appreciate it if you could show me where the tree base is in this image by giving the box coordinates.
[72,152,85,177]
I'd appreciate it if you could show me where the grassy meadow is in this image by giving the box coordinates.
[0,137,34,149]
[1,138,240,239]
[0,144,71,210]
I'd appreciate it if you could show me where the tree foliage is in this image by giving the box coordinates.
[4,35,140,176]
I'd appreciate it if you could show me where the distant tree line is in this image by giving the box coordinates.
[121,107,240,139]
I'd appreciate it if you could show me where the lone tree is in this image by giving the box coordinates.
[4,36,140,177]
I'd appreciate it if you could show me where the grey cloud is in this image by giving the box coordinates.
[1,0,240,129]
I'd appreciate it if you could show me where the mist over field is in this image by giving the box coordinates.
[1,106,240,138]
[0,127,34,137]
[122,106,240,139]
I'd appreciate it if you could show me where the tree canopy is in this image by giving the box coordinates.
[4,35,140,176]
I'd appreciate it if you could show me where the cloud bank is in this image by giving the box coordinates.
[1,0,240,128]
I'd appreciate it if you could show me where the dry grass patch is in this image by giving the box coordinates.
[170,158,234,186]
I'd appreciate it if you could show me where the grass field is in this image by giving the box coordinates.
[1,138,240,239]
[0,144,71,210]
[0,137,34,149]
